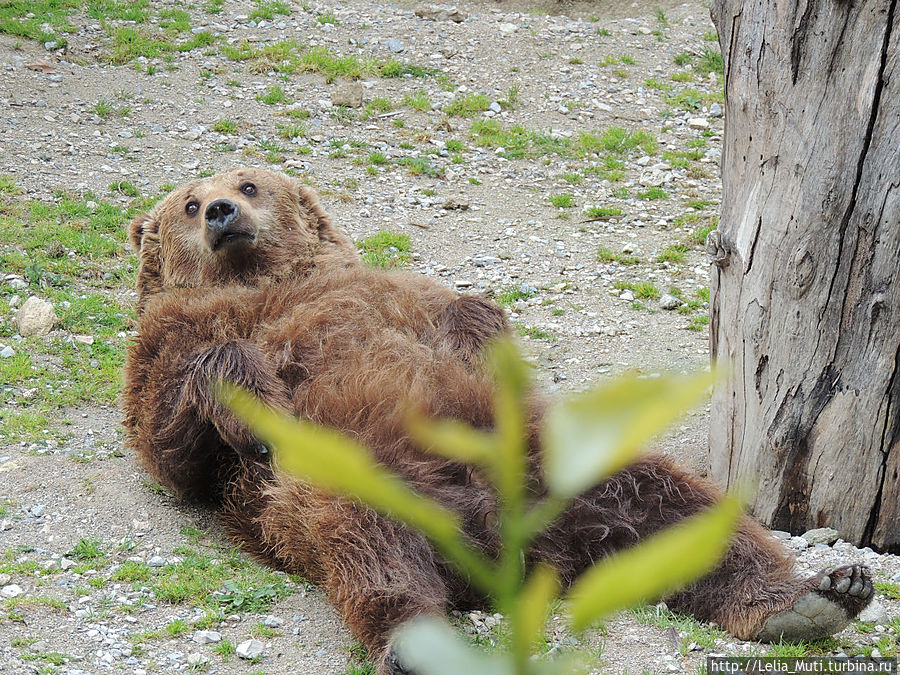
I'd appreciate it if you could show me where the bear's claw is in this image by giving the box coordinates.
[754,565,873,642]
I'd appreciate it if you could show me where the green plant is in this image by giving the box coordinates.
[211,119,238,134]
[548,193,574,208]
[226,344,737,674]
[357,231,411,268]
[70,536,105,561]
[584,206,622,221]
[597,248,639,265]
[445,93,491,117]
[638,187,669,201]
[256,85,292,105]
[614,281,661,300]
[657,243,690,263]
[403,91,432,112]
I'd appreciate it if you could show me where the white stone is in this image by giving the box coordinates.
[16,296,57,336]
[236,639,264,659]
[688,117,710,129]
[192,630,222,644]
[1,584,24,598]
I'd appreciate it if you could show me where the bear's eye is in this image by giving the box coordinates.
[185,201,200,217]
[240,182,257,197]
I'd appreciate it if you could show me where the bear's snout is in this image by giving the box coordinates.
[206,198,239,230]
[204,198,255,251]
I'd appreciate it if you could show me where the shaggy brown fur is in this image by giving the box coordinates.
[123,168,872,675]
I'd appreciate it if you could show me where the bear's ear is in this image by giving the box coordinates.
[293,182,354,249]
[129,210,159,252]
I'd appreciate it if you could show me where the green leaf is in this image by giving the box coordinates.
[393,617,515,675]
[510,565,559,667]
[566,496,741,632]
[542,371,715,498]
[222,385,495,588]
[407,416,496,466]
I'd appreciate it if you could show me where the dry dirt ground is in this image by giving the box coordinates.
[0,0,898,673]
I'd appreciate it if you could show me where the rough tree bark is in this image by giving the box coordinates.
[708,0,900,552]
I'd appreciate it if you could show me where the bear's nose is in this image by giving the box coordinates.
[205,199,239,230]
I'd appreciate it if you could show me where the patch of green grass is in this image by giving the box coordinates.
[688,314,709,331]
[597,247,639,265]
[765,640,810,657]
[252,622,280,638]
[92,100,113,118]
[578,126,657,156]
[106,26,216,65]
[363,97,393,118]
[379,60,435,78]
[875,581,900,600]
[469,120,568,160]
[151,546,295,611]
[560,172,582,185]
[515,323,555,341]
[584,206,622,221]
[632,606,726,655]
[692,218,718,244]
[211,119,238,134]
[0,176,22,194]
[666,87,722,112]
[496,286,536,307]
[316,12,338,25]
[645,77,670,91]
[214,639,236,660]
[112,561,152,583]
[397,156,438,177]
[657,243,689,263]
[697,48,724,77]
[109,180,140,197]
[637,187,669,201]
[357,231,411,269]
[300,46,375,82]
[614,280,660,300]
[673,52,693,66]
[166,619,190,637]
[276,122,306,140]
[0,410,54,444]
[403,91,432,112]
[70,536,104,561]
[368,152,388,166]
[548,193,574,208]
[256,85,292,105]
[445,93,491,117]
[0,0,79,47]
[19,650,70,665]
[250,0,290,21]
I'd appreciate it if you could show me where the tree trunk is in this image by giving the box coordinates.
[708,0,900,552]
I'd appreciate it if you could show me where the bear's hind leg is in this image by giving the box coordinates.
[260,487,446,675]
[530,455,873,642]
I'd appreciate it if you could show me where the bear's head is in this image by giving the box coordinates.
[129,168,355,312]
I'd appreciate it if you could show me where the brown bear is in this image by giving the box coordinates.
[122,168,873,674]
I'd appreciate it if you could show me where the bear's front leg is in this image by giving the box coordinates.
[127,338,291,498]
[179,339,292,457]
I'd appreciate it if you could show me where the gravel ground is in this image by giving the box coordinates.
[0,0,898,673]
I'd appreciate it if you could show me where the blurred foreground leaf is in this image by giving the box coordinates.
[394,617,515,675]
[509,565,559,669]
[542,371,716,498]
[566,495,741,632]
[223,385,494,589]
